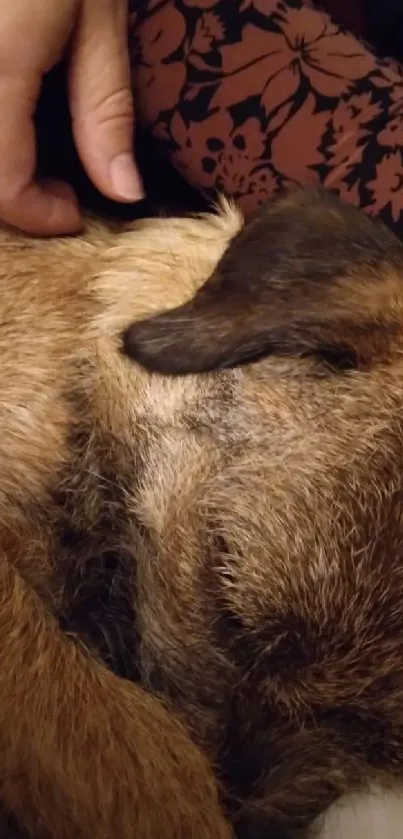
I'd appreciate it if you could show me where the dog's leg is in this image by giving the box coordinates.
[0,554,232,839]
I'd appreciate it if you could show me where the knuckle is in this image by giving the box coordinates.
[85,86,134,129]
[0,179,24,207]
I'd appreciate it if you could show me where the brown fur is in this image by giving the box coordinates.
[1,189,403,838]
[123,188,403,375]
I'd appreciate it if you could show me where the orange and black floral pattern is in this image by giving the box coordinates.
[129,0,403,237]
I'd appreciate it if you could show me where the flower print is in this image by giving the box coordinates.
[182,0,218,7]
[325,98,377,176]
[332,179,361,209]
[133,62,186,124]
[191,12,225,53]
[326,130,364,179]
[134,4,186,62]
[333,92,381,136]
[209,6,374,115]
[270,93,327,184]
[169,108,266,202]
[367,152,403,224]
[239,0,278,11]
[238,166,281,216]
[378,111,403,149]
[131,4,187,123]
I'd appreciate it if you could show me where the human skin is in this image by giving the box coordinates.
[0,0,143,236]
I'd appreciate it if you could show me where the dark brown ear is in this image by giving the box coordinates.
[122,189,403,375]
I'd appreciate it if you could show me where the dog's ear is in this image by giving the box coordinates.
[123,189,403,375]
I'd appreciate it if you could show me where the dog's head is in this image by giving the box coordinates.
[118,191,403,678]
[123,188,403,376]
[1,189,403,714]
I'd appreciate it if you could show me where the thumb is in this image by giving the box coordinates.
[68,0,143,203]
[0,73,82,236]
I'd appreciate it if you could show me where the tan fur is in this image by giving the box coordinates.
[2,190,403,839]
[0,217,236,839]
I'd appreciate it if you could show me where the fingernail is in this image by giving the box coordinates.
[110,153,145,202]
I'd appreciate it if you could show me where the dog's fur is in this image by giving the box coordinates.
[123,188,403,375]
[2,189,403,839]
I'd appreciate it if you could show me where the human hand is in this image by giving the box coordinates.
[0,0,143,236]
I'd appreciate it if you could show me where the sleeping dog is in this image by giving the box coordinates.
[1,189,403,838]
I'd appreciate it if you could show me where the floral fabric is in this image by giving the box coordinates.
[129,0,403,236]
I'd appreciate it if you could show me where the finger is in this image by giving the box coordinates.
[1,180,83,237]
[68,0,144,203]
[0,74,82,235]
